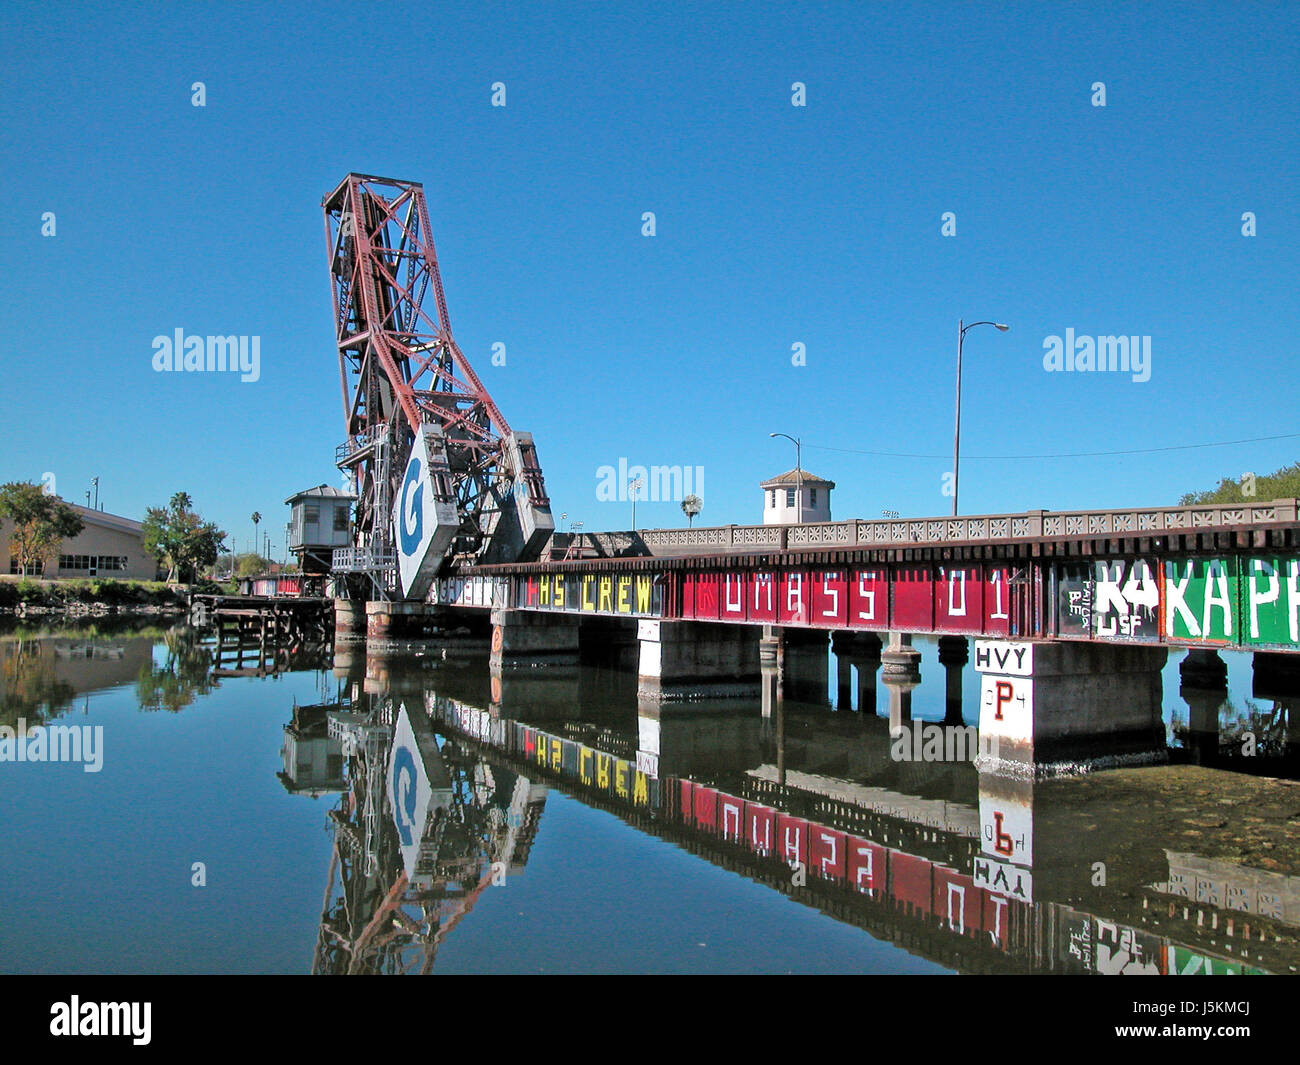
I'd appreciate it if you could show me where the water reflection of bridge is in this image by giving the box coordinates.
[447,705,1292,974]
[350,653,1293,976]
[309,677,548,975]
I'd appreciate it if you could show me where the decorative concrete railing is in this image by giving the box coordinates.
[637,500,1300,552]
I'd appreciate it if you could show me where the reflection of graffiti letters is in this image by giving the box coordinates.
[1066,917,1091,968]
[1061,911,1162,974]
[1094,919,1161,975]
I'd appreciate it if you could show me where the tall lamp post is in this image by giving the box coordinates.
[952,320,1009,517]
[629,477,644,530]
[769,432,803,521]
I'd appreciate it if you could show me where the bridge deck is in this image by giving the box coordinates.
[432,500,1300,654]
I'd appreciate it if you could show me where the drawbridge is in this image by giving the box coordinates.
[324,173,552,601]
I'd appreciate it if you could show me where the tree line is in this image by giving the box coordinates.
[1177,460,1300,505]
[0,483,229,583]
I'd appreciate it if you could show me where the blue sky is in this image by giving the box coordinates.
[2,1,1297,554]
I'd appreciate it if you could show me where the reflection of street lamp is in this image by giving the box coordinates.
[952,320,1009,517]
[769,433,802,520]
[629,477,644,530]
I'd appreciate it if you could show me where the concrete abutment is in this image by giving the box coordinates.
[978,640,1168,778]
[637,619,761,701]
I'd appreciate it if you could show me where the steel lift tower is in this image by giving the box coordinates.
[324,173,552,600]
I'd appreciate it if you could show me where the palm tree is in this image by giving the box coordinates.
[681,494,702,528]
[251,511,261,557]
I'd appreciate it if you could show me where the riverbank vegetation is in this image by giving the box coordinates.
[0,577,192,612]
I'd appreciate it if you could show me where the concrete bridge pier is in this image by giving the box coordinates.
[832,632,854,708]
[881,632,922,732]
[1252,652,1300,757]
[828,632,883,714]
[760,626,781,719]
[855,633,883,715]
[637,619,761,701]
[333,598,366,644]
[938,635,969,725]
[979,641,1168,777]
[831,631,877,710]
[1179,649,1227,764]
[1181,647,1228,688]
[366,600,432,640]
[580,616,639,672]
[783,628,830,704]
[490,608,580,670]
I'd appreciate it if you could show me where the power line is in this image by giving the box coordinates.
[803,432,1300,462]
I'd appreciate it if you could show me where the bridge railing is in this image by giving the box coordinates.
[638,499,1300,552]
[335,422,389,465]
[332,546,396,573]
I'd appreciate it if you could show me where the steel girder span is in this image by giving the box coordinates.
[323,172,552,601]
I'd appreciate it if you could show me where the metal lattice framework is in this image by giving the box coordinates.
[324,173,550,596]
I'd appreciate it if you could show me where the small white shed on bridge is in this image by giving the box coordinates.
[761,468,835,525]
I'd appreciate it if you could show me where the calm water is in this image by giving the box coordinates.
[1,620,1296,975]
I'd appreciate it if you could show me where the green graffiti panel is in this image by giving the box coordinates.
[1240,556,1300,648]
[1163,558,1239,644]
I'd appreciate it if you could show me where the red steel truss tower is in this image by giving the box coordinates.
[323,173,552,599]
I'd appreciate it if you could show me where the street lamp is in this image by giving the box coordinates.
[769,432,803,521]
[952,320,1009,517]
[629,477,644,530]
